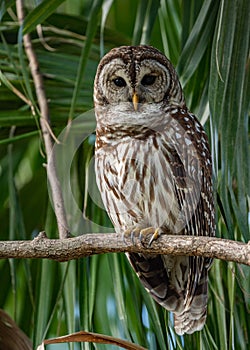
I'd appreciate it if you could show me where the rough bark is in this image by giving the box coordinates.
[0,232,249,266]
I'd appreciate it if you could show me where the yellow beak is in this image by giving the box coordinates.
[132,92,139,111]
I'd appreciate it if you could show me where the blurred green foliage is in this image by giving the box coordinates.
[0,0,249,349]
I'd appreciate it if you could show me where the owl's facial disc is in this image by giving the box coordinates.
[98,57,171,109]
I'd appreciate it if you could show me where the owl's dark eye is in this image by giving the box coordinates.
[141,74,156,86]
[113,77,126,87]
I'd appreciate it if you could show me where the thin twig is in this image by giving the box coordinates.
[0,233,249,266]
[16,0,69,239]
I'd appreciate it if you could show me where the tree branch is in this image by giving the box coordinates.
[0,233,249,266]
[16,0,69,239]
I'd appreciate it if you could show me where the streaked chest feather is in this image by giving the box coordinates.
[95,134,179,231]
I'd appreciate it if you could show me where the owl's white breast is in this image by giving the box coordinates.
[95,133,181,234]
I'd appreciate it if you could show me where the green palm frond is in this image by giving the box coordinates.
[0,1,249,349]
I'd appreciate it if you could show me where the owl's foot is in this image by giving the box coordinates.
[123,226,161,247]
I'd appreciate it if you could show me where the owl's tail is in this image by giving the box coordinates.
[173,266,208,335]
[174,303,207,335]
[127,252,209,335]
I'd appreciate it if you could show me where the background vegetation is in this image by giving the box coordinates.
[0,0,249,349]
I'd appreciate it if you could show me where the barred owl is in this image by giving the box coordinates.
[94,45,215,335]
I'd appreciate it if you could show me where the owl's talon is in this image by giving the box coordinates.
[123,226,161,247]
[138,227,161,247]
[148,228,161,246]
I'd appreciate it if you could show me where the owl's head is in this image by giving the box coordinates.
[94,45,185,111]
